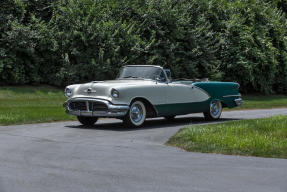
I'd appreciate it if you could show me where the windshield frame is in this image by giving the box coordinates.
[117,65,169,83]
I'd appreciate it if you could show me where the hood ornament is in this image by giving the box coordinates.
[84,88,96,94]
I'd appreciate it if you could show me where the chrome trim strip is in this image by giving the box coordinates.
[223,94,241,98]
[86,101,90,112]
[67,110,128,117]
[124,65,162,68]
[84,90,97,93]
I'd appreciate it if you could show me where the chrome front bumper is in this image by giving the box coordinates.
[64,98,129,117]
[234,98,242,106]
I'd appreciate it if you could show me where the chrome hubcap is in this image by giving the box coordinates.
[130,104,143,123]
[211,101,221,117]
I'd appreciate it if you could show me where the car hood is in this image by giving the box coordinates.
[71,79,154,98]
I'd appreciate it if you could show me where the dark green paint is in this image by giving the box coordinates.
[193,81,240,108]
[155,99,210,116]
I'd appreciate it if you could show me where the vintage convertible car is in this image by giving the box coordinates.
[63,65,242,127]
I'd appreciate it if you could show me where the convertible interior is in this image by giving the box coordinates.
[164,69,209,85]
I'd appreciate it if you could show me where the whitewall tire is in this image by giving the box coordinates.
[204,100,222,120]
[124,101,146,127]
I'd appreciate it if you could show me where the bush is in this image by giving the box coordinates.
[0,0,59,85]
[212,0,287,94]
[51,0,221,85]
[0,0,287,94]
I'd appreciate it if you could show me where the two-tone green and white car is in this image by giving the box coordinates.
[64,65,242,127]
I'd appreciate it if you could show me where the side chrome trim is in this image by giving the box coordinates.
[223,94,241,98]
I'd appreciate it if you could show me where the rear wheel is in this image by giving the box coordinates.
[77,116,98,126]
[123,100,146,127]
[204,100,222,120]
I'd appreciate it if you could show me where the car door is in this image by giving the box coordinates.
[165,82,210,115]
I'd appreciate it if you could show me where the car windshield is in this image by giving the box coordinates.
[118,66,164,80]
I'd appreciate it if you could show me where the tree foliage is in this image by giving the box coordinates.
[0,0,287,94]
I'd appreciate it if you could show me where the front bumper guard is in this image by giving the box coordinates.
[64,98,129,117]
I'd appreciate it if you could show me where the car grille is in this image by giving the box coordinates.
[69,101,108,111]
[89,102,108,111]
[69,101,87,111]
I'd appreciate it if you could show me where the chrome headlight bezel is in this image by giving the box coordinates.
[65,87,72,97]
[111,89,119,98]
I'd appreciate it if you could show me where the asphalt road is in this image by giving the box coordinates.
[0,108,287,192]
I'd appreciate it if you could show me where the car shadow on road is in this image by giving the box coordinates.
[65,116,241,131]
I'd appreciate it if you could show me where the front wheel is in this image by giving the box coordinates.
[77,116,98,126]
[123,100,146,127]
[204,100,222,120]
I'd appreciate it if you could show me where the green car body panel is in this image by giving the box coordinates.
[155,100,211,116]
[193,81,240,108]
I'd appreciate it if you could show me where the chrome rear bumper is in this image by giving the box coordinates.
[64,98,129,117]
[234,98,242,106]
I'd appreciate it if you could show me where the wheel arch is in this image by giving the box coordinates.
[218,98,235,108]
[219,99,228,108]
[130,97,158,118]
[210,98,228,108]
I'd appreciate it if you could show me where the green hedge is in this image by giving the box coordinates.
[1,0,287,94]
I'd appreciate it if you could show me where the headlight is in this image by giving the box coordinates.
[65,88,72,97]
[111,89,119,98]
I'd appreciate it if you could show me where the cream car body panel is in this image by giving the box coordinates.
[166,83,210,104]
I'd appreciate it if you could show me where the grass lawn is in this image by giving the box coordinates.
[229,95,287,110]
[0,86,286,125]
[167,115,287,158]
[0,86,75,125]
